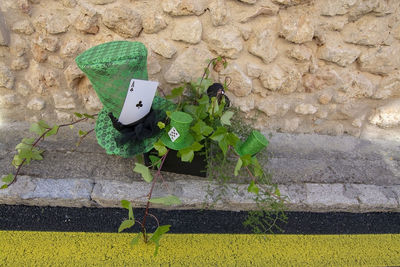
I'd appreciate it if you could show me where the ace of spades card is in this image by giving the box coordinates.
[118,79,159,125]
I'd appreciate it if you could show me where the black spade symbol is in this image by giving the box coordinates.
[136,101,143,109]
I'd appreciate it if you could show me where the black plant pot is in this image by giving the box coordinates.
[144,149,207,177]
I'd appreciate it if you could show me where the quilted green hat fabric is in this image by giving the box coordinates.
[75,41,148,118]
[235,130,269,157]
[75,41,174,158]
[161,111,194,150]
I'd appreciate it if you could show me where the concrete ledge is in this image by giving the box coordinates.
[1,176,399,212]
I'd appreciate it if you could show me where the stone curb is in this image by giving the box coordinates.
[1,176,399,212]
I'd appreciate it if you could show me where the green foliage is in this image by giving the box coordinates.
[154,140,167,156]
[149,225,171,256]
[133,163,153,183]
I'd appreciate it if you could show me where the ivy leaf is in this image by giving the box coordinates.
[29,122,46,135]
[226,133,240,147]
[179,149,194,162]
[2,174,14,184]
[133,163,153,183]
[78,130,87,137]
[83,113,95,119]
[15,142,32,151]
[149,225,171,257]
[38,120,50,129]
[149,195,182,206]
[21,138,35,145]
[241,154,252,167]
[18,148,33,164]
[234,158,242,176]
[1,184,7,189]
[275,187,281,197]
[221,111,234,126]
[166,87,184,99]
[178,142,203,162]
[121,200,134,220]
[149,155,161,169]
[12,154,24,168]
[248,181,259,195]
[74,112,83,118]
[45,125,59,137]
[193,121,213,137]
[218,138,229,156]
[154,140,167,156]
[157,122,165,129]
[210,127,227,142]
[130,233,141,247]
[31,148,43,161]
[251,157,263,177]
[118,219,134,233]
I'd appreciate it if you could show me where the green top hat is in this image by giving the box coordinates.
[75,41,175,158]
[161,111,194,150]
[235,130,269,157]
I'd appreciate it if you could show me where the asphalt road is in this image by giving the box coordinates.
[1,205,399,234]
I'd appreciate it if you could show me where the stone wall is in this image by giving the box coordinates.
[0,0,399,141]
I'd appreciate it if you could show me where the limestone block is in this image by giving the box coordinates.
[248,29,277,63]
[10,36,28,56]
[246,63,263,78]
[227,94,255,112]
[317,16,348,31]
[0,64,14,89]
[315,121,344,136]
[53,92,76,110]
[373,71,400,100]
[12,20,35,35]
[318,39,361,67]
[279,6,314,44]
[103,6,142,38]
[84,94,102,111]
[302,68,340,92]
[164,44,213,84]
[171,16,202,44]
[219,63,252,97]
[318,93,332,105]
[31,44,47,63]
[43,70,58,88]
[55,110,73,121]
[0,94,18,107]
[342,16,390,46]
[150,38,177,59]
[33,14,70,34]
[287,45,311,62]
[47,55,64,69]
[272,0,311,6]
[64,64,84,89]
[74,5,100,34]
[142,12,167,34]
[338,71,375,98]
[369,99,400,128]
[238,0,256,4]
[27,97,45,111]
[87,0,115,4]
[294,103,317,115]
[60,38,86,58]
[349,0,396,21]
[0,11,10,46]
[11,57,29,70]
[62,0,77,8]
[16,82,30,96]
[209,0,228,26]
[206,26,243,59]
[320,0,356,16]
[255,96,290,117]
[32,34,59,52]
[358,45,400,75]
[260,62,301,94]
[147,52,162,75]
[240,3,279,23]
[162,0,207,16]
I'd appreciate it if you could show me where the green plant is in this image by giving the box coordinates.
[2,57,286,256]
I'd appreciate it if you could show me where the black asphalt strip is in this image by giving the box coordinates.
[0,205,399,234]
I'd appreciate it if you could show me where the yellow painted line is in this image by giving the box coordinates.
[0,231,399,266]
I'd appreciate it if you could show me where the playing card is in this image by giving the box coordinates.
[168,127,180,142]
[118,79,159,125]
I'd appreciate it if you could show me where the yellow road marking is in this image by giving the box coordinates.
[0,231,399,266]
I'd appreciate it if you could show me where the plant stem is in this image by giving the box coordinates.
[141,149,169,242]
[7,115,97,187]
